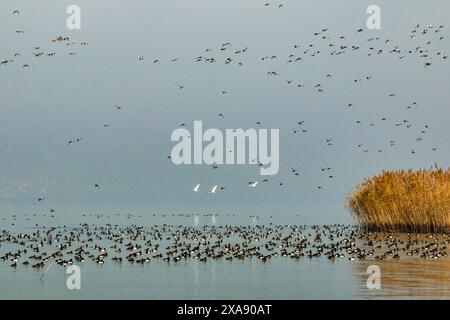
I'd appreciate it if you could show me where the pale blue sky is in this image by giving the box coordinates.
[0,0,449,223]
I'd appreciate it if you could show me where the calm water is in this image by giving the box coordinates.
[1,208,449,299]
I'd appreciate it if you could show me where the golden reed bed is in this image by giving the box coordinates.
[347,167,450,233]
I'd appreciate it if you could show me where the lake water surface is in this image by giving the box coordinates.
[1,208,449,299]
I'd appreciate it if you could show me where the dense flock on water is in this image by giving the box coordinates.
[1,222,449,269]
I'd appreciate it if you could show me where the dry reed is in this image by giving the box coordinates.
[347,167,450,233]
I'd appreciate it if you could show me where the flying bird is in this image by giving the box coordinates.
[209,185,219,193]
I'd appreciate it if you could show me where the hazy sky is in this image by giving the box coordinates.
[1,0,449,223]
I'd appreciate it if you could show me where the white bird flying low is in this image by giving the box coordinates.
[248,181,258,187]
[192,184,200,192]
[209,185,219,193]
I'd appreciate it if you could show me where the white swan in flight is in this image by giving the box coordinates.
[192,184,200,192]
[209,185,219,193]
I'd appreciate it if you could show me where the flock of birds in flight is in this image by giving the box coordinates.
[1,8,448,216]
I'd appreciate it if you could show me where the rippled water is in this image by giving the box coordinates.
[1,209,449,299]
